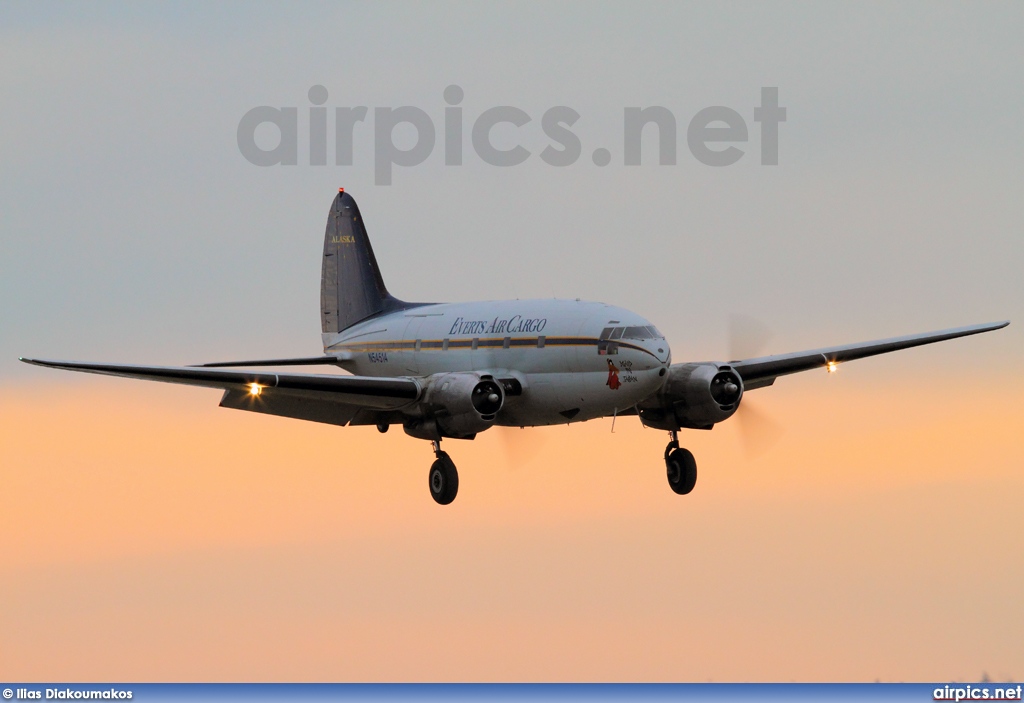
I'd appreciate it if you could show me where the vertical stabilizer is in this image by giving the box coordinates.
[321,190,408,333]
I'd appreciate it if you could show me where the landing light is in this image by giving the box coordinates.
[249,383,263,396]
[827,361,838,374]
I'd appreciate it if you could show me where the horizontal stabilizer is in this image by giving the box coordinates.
[219,388,363,426]
[191,356,342,368]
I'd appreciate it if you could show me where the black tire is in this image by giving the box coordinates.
[666,447,697,495]
[428,451,459,505]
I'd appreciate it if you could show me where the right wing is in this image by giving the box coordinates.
[19,358,420,427]
[730,321,1009,390]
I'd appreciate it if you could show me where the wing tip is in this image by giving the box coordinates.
[20,358,75,371]
[975,320,1010,333]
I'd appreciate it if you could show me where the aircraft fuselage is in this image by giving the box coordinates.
[326,299,671,427]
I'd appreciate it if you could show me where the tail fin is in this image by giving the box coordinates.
[320,190,410,333]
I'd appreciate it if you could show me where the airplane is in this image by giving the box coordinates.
[21,189,1009,505]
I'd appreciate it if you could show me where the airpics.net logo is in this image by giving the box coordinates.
[237,85,786,185]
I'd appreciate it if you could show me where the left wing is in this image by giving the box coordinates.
[731,321,1009,389]
[19,358,420,427]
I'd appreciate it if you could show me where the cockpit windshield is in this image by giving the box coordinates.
[599,325,665,340]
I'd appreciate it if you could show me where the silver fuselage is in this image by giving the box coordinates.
[324,299,671,426]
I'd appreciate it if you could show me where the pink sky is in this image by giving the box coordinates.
[2,371,1021,681]
[2,0,1021,686]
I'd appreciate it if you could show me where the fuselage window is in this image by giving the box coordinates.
[471,337,479,350]
[537,336,546,348]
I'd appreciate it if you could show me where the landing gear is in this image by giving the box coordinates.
[665,431,697,495]
[428,440,459,505]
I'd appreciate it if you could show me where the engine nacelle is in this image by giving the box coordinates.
[639,363,743,431]
[404,372,505,440]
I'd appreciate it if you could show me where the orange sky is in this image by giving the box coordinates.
[3,0,1022,686]
[2,371,1022,681]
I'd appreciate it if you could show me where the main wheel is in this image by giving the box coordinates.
[428,451,459,505]
[666,447,697,495]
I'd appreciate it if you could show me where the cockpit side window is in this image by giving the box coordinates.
[597,327,619,355]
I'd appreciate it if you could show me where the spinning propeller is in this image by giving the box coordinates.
[729,314,784,457]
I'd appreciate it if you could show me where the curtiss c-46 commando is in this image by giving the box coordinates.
[22,190,1009,504]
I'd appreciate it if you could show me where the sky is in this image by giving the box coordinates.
[1,0,1022,682]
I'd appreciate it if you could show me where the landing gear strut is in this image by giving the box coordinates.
[665,431,697,495]
[428,440,459,505]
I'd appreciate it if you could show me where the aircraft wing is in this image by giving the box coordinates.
[19,358,420,427]
[731,321,1009,390]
